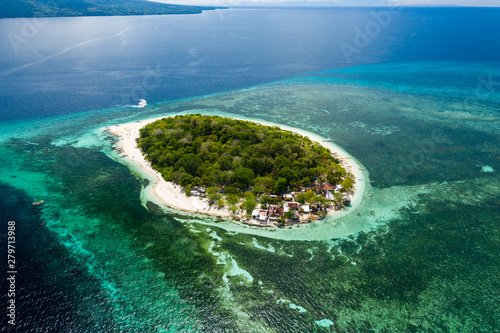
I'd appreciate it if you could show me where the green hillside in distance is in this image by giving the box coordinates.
[0,0,221,18]
[138,114,353,198]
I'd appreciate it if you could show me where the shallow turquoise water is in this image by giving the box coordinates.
[1,62,499,331]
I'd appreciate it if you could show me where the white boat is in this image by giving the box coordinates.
[131,99,147,108]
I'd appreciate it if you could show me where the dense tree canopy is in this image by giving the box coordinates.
[0,0,218,18]
[138,114,348,196]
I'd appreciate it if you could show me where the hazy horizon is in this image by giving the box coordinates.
[149,0,500,8]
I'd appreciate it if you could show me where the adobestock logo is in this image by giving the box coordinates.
[7,17,49,53]
[463,73,500,110]
[112,64,163,108]
[340,5,401,63]
[6,0,71,53]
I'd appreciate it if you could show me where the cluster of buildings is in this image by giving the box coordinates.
[189,182,352,225]
[250,182,351,225]
[304,182,344,200]
[251,202,330,224]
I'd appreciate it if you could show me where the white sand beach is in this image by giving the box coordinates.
[103,113,368,223]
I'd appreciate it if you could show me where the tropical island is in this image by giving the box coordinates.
[105,114,360,227]
[1,0,220,19]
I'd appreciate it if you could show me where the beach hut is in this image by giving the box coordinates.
[284,202,299,212]
[259,210,267,222]
[193,187,206,197]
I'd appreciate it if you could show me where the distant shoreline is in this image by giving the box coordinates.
[0,1,223,20]
[103,113,368,226]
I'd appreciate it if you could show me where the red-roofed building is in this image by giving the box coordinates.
[267,205,284,218]
[322,183,335,191]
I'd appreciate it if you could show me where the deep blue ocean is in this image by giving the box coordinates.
[1,7,499,122]
[0,7,499,332]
